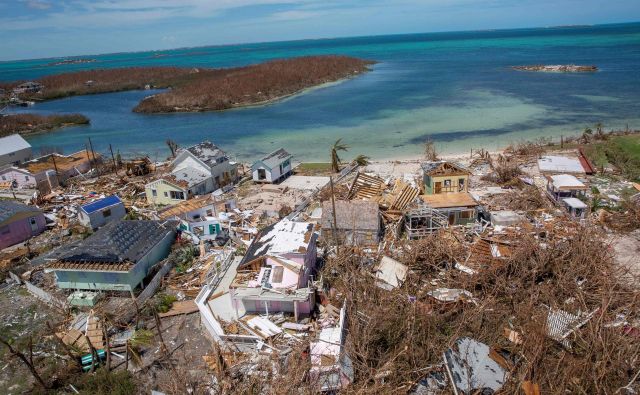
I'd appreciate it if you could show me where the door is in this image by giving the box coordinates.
[434,181,442,194]
[258,168,266,180]
[29,217,38,234]
[448,212,456,225]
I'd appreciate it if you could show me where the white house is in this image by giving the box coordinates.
[0,134,33,169]
[78,195,127,230]
[251,148,293,183]
[171,141,238,195]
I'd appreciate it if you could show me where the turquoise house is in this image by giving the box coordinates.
[46,220,176,293]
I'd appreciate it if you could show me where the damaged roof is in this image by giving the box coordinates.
[182,141,228,167]
[547,174,588,190]
[321,200,380,231]
[171,166,211,188]
[444,337,509,394]
[421,161,470,176]
[538,155,586,174]
[158,195,214,220]
[47,220,176,270]
[420,192,478,208]
[241,219,315,265]
[253,148,292,170]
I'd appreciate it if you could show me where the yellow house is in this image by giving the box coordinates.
[145,178,189,206]
[421,161,471,195]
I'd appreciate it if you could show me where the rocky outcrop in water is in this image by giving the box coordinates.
[512,65,598,72]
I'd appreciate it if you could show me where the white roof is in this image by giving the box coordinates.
[563,197,588,209]
[254,219,313,256]
[538,155,585,174]
[0,134,31,156]
[549,174,586,189]
[375,256,408,290]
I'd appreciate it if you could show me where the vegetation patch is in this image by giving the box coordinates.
[0,113,89,137]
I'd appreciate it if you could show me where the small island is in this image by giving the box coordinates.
[47,58,96,67]
[512,64,598,72]
[1,55,374,113]
[0,113,90,137]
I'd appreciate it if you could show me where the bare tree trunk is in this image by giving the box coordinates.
[0,336,48,389]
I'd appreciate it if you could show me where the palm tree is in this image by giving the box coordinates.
[582,127,593,143]
[354,154,370,167]
[166,139,179,158]
[331,139,349,173]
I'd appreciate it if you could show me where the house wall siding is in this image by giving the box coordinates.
[0,147,33,168]
[0,213,46,249]
[0,168,37,189]
[145,180,188,205]
[79,203,127,229]
[424,174,470,194]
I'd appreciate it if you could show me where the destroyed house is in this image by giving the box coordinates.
[78,195,126,230]
[0,134,33,168]
[320,200,381,245]
[251,148,293,183]
[546,174,589,219]
[13,81,43,94]
[158,195,222,241]
[16,150,95,192]
[231,219,317,318]
[171,141,238,194]
[420,192,479,226]
[421,161,471,195]
[46,220,176,292]
[0,200,46,249]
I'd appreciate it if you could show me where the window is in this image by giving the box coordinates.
[459,210,473,219]
[164,191,168,197]
[25,176,29,181]
[444,179,451,187]
[170,191,185,200]
[151,189,157,197]
[458,178,465,191]
[103,209,111,218]
[257,168,266,180]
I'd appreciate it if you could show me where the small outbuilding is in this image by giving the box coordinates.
[251,148,293,184]
[0,200,46,249]
[321,200,381,245]
[78,195,127,230]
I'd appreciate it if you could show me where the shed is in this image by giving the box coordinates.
[546,174,588,203]
[251,148,293,183]
[78,195,126,229]
[321,200,380,245]
[562,197,588,219]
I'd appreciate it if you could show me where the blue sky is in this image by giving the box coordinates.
[1,0,638,61]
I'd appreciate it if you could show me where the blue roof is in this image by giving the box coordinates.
[81,195,122,214]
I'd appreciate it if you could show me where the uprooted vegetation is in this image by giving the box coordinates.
[215,227,639,394]
[0,113,89,137]
[133,56,373,113]
[5,56,373,113]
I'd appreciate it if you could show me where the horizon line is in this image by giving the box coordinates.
[2,20,639,64]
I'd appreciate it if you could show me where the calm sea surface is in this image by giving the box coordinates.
[2,23,639,162]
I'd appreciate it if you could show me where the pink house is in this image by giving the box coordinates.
[0,167,38,189]
[0,200,46,249]
[230,219,318,320]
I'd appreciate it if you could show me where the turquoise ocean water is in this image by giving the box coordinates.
[2,23,639,162]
